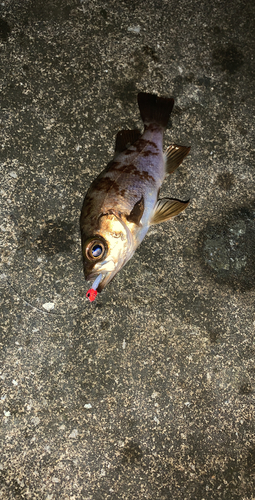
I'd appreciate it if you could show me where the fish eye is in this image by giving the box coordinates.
[91,244,102,257]
[84,238,107,262]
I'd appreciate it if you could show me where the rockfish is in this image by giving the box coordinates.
[80,92,190,296]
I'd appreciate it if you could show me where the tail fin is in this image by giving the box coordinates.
[138,92,174,128]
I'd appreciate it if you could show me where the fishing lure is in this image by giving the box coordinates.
[86,273,102,302]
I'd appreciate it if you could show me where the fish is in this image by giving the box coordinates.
[80,92,190,295]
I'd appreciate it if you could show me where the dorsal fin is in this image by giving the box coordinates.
[115,129,141,153]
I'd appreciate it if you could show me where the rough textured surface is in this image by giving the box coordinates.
[0,0,255,498]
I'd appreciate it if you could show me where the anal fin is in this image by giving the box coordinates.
[150,198,189,225]
[165,145,190,174]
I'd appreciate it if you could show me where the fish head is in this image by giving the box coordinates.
[82,213,134,292]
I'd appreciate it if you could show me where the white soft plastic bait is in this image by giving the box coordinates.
[86,273,102,302]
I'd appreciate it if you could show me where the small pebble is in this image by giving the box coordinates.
[69,429,78,438]
[42,302,55,312]
[127,25,140,33]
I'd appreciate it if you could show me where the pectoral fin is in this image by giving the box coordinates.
[150,198,189,225]
[115,129,141,153]
[126,196,144,225]
[165,145,190,174]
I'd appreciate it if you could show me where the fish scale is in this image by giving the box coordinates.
[90,131,163,215]
[80,92,190,296]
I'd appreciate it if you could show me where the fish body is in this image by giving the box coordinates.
[80,92,190,293]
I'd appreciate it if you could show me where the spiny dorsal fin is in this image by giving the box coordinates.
[115,129,141,153]
[150,198,189,225]
[126,196,144,226]
[165,145,191,174]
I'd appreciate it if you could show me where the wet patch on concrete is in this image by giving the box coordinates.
[18,0,75,22]
[142,45,160,63]
[35,220,75,256]
[112,80,138,105]
[111,45,163,107]
[216,172,235,191]
[212,44,244,73]
[239,382,253,395]
[121,441,143,465]
[198,206,255,291]
[0,17,11,40]
[246,446,255,477]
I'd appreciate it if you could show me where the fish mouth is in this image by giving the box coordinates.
[85,254,128,292]
[86,269,117,292]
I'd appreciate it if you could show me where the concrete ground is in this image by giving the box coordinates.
[1,0,255,498]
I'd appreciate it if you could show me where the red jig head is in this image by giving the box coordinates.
[86,274,102,302]
[86,288,97,302]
